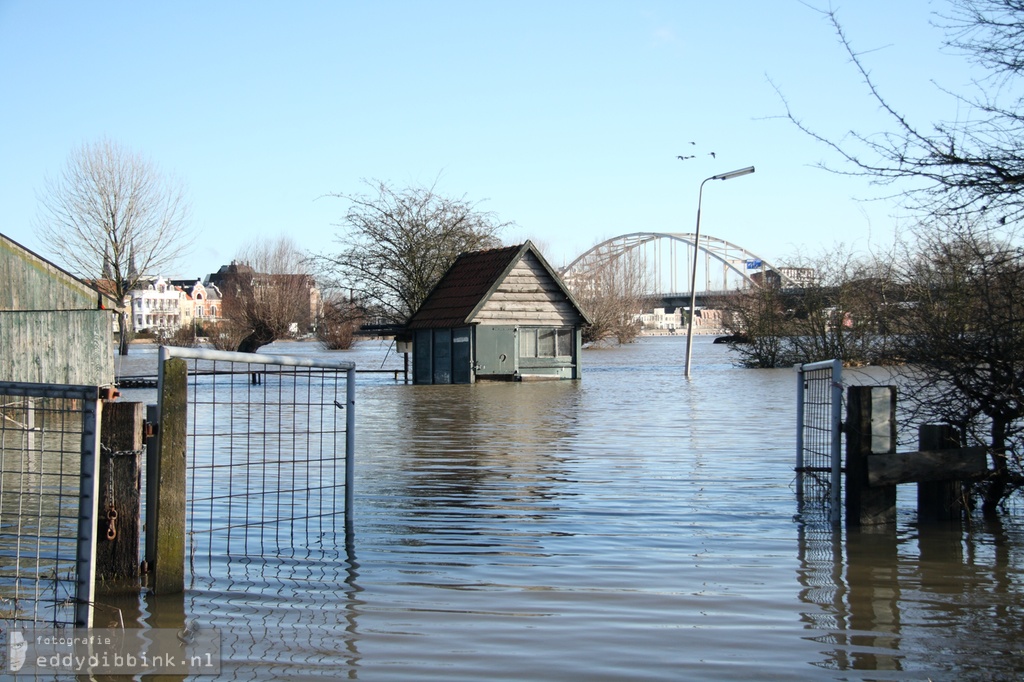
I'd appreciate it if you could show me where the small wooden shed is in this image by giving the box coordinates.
[406,241,591,384]
[0,232,117,385]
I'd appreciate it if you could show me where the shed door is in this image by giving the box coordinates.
[475,326,516,376]
[432,329,452,384]
[452,327,472,384]
[414,330,432,384]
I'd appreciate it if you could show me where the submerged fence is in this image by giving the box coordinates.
[154,347,355,584]
[796,360,843,524]
[0,382,101,627]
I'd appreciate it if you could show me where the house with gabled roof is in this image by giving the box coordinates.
[405,241,592,384]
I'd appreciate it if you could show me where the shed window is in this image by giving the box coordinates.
[538,329,555,356]
[520,327,572,358]
[556,328,574,356]
[521,329,537,358]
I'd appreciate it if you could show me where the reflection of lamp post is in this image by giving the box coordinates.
[684,165,755,378]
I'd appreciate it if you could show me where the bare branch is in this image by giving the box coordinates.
[34,137,193,354]
[776,2,1024,228]
[311,179,510,323]
[217,237,318,353]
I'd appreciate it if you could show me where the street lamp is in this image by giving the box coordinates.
[684,165,755,378]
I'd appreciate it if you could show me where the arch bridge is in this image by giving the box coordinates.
[558,232,797,306]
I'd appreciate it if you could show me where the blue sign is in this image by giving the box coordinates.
[745,259,763,269]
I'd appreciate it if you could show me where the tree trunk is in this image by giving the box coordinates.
[982,418,1009,518]
[118,310,130,356]
[236,323,276,355]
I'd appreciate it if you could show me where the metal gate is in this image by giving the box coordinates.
[796,360,843,524]
[154,347,355,577]
[0,382,101,627]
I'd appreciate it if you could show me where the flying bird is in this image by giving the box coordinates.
[677,155,695,161]
[708,152,716,159]
[689,141,697,145]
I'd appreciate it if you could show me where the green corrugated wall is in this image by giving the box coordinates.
[1,234,115,385]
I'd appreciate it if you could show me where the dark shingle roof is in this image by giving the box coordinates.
[406,244,524,330]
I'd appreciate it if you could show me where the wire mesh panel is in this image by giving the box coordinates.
[157,348,355,577]
[0,382,100,627]
[796,360,843,524]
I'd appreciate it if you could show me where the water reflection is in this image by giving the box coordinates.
[797,518,1024,678]
[365,382,582,592]
[183,524,363,680]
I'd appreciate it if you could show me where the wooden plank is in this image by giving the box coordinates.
[480,304,563,314]
[487,291,565,302]
[474,310,572,322]
[477,301,570,312]
[498,279,563,290]
[867,447,988,487]
[480,302,562,312]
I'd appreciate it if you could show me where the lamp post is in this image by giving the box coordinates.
[684,165,755,378]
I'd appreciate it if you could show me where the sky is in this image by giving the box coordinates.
[0,0,977,281]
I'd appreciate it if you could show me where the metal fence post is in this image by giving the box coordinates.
[145,402,159,573]
[346,366,356,524]
[828,359,843,524]
[76,396,102,627]
[796,364,806,476]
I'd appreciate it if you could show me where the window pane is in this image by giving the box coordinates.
[538,329,555,357]
[556,329,573,357]
[521,328,537,357]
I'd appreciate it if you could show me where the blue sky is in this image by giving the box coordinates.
[0,1,973,280]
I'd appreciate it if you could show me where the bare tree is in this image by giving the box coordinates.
[316,294,363,350]
[716,285,795,368]
[312,180,509,323]
[786,250,899,365]
[217,237,318,354]
[777,1,1024,230]
[716,248,900,368]
[566,245,652,345]
[890,223,1024,516]
[34,137,191,354]
[778,1,1024,513]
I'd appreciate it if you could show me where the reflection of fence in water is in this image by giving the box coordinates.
[0,388,98,627]
[165,350,354,576]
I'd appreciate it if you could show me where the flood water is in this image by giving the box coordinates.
[111,336,1024,681]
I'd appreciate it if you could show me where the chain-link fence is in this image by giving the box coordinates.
[0,382,101,627]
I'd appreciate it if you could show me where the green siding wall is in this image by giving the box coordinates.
[0,310,115,385]
[1,236,103,311]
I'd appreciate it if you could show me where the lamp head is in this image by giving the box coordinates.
[711,166,755,181]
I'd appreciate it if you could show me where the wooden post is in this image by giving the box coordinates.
[96,401,144,588]
[845,386,897,527]
[918,424,963,523]
[152,357,187,595]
